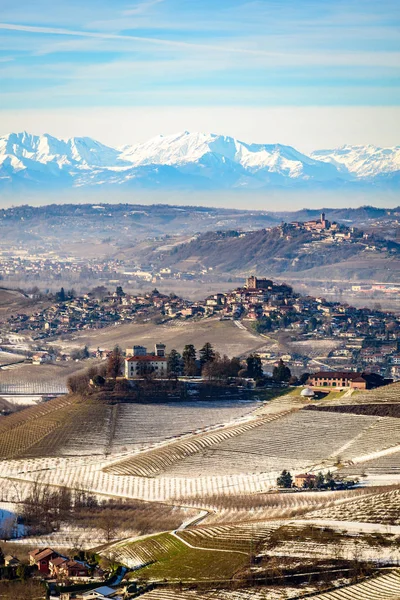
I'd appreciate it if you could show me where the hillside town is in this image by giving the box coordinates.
[2,272,400,381]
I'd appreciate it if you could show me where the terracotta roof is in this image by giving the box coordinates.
[30,548,57,561]
[50,557,67,567]
[126,355,167,362]
[311,371,362,379]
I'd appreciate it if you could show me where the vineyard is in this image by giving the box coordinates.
[135,570,400,599]
[1,383,400,592]
[310,570,400,600]
[105,532,248,581]
[139,586,318,599]
[145,411,386,479]
[104,410,293,477]
[0,392,259,459]
[308,487,400,525]
[319,382,400,406]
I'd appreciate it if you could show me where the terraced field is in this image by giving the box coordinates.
[140,587,317,600]
[341,449,400,477]
[104,410,293,477]
[0,393,259,459]
[106,532,248,581]
[321,382,400,406]
[308,488,400,525]
[310,570,400,599]
[176,522,279,552]
[138,571,400,599]
[152,411,382,478]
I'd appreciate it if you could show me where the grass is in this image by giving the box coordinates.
[119,532,249,582]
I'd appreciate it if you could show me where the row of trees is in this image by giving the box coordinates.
[168,343,267,381]
[67,343,297,393]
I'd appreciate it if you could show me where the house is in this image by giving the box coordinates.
[50,557,90,579]
[29,547,60,574]
[308,371,367,390]
[125,343,167,379]
[4,555,20,567]
[294,473,317,488]
[309,370,386,390]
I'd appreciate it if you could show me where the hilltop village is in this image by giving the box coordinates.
[2,272,400,381]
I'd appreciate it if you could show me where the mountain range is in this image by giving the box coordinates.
[1,131,399,191]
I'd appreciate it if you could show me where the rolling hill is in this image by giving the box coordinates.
[151,225,400,281]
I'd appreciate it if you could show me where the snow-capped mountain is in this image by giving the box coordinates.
[311,145,400,179]
[0,131,398,191]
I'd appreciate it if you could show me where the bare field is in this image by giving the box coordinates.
[54,317,267,357]
[0,359,101,385]
[0,287,49,319]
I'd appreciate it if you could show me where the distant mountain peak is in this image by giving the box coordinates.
[0,130,398,191]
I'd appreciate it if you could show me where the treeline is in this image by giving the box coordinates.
[277,470,357,491]
[67,344,298,396]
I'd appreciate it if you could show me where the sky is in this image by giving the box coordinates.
[0,0,399,151]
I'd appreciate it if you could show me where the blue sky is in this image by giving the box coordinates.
[0,0,399,149]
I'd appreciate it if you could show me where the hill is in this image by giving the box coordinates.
[152,225,400,280]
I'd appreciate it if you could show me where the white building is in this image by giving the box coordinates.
[125,343,167,379]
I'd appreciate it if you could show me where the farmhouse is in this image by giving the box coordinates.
[294,473,317,488]
[309,371,368,390]
[125,343,167,379]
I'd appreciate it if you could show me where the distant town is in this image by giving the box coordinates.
[2,270,400,383]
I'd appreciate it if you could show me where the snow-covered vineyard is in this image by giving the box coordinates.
[1,385,400,595]
[135,570,400,599]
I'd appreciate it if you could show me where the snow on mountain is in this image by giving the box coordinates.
[0,131,123,169]
[119,131,340,181]
[0,131,398,190]
[311,145,400,179]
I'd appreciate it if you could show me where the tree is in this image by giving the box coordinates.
[277,470,293,488]
[252,316,272,334]
[182,344,197,376]
[16,564,30,581]
[57,287,66,302]
[315,472,325,489]
[167,349,181,377]
[246,354,263,379]
[199,342,215,369]
[272,359,291,383]
[299,372,310,385]
[95,510,118,543]
[92,374,105,387]
[107,346,124,379]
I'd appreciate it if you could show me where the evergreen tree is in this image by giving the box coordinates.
[316,472,325,489]
[57,287,66,302]
[246,354,263,379]
[182,344,197,376]
[277,470,293,488]
[272,359,291,382]
[167,349,181,376]
[199,342,215,369]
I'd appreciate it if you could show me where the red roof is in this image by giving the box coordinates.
[30,548,58,561]
[126,355,167,362]
[311,371,362,380]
